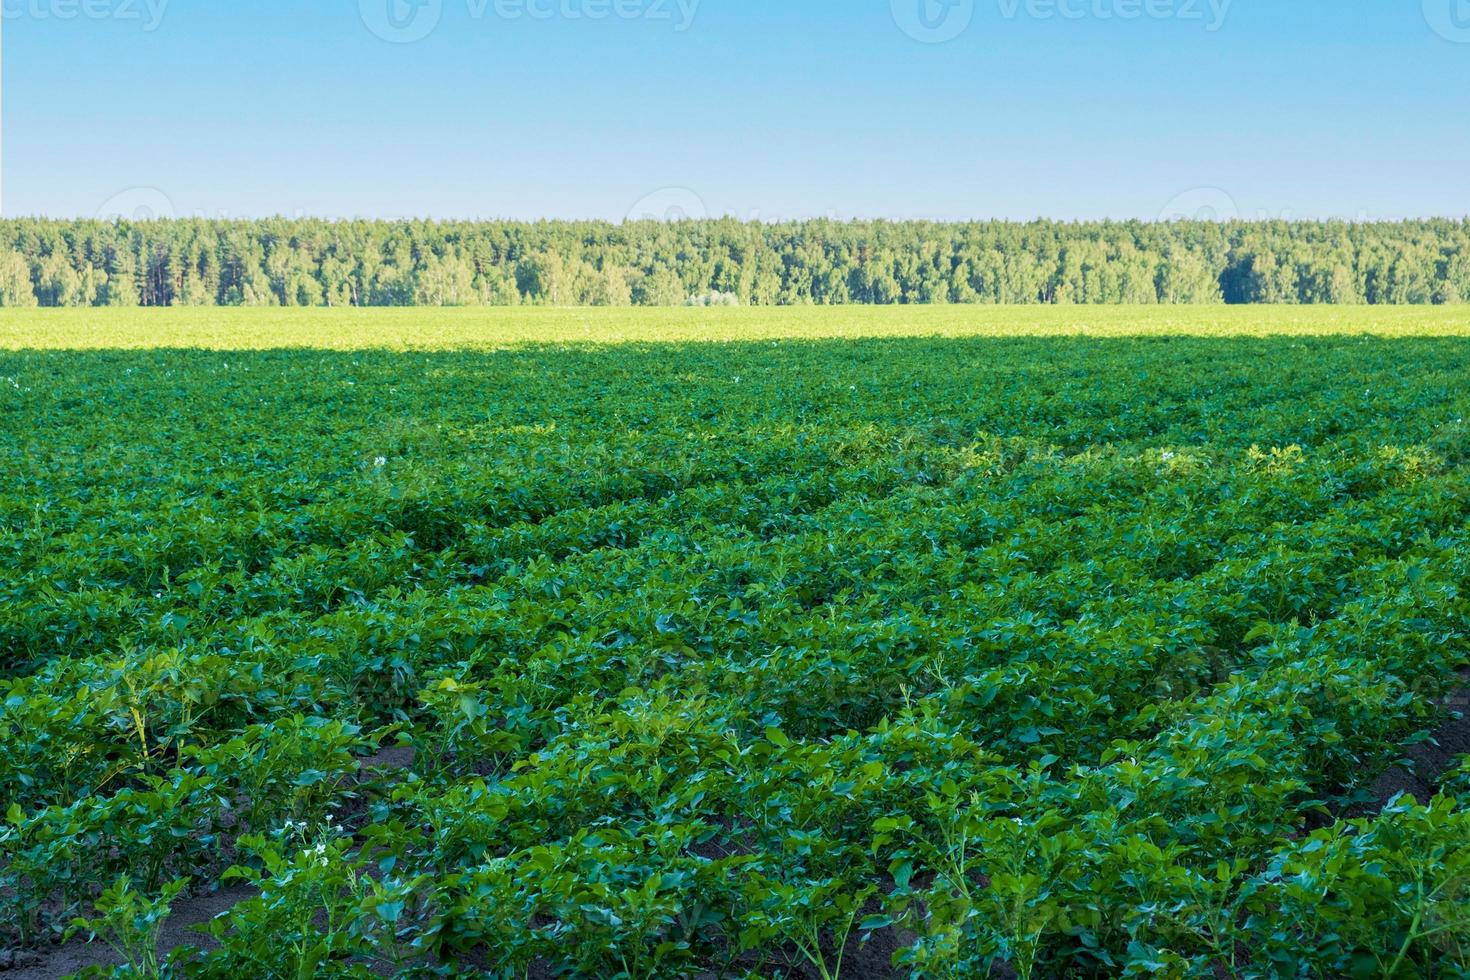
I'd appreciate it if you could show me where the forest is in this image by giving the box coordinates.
[1,216,1468,308]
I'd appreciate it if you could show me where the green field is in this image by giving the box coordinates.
[3,308,1470,978]
[5,305,1470,350]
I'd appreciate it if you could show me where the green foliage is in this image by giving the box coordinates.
[66,876,189,979]
[1,217,1470,307]
[178,833,432,979]
[2,317,1470,976]
[0,249,38,307]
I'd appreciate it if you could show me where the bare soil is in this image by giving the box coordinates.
[1370,671,1470,807]
[0,884,254,979]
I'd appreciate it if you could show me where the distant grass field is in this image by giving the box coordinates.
[4,304,1470,349]
[3,308,1470,977]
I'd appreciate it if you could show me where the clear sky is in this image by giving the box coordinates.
[3,0,1468,221]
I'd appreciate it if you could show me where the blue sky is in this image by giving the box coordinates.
[3,0,1468,221]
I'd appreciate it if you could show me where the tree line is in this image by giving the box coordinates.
[1,217,1467,307]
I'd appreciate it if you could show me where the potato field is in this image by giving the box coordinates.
[2,308,1469,978]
